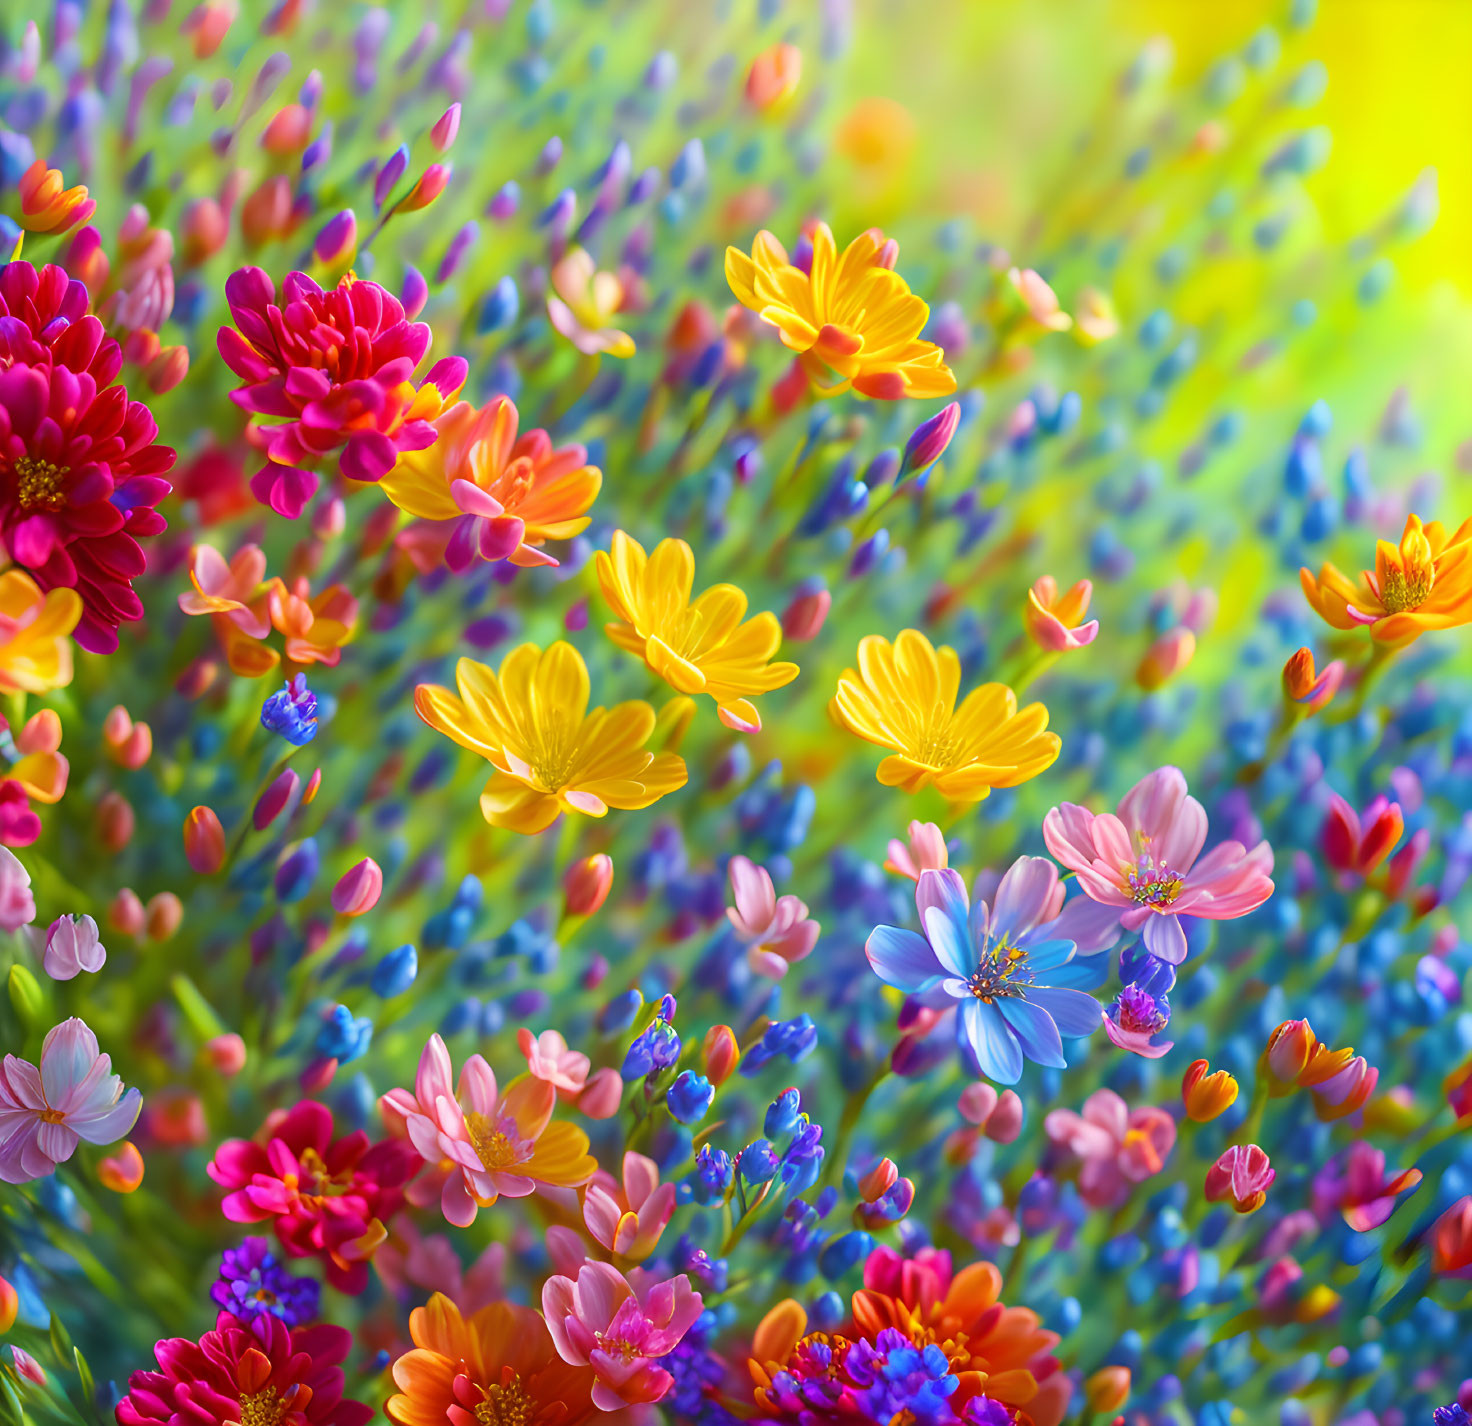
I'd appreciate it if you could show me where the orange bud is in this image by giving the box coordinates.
[1182,1058,1238,1122]
[181,197,229,266]
[1136,626,1196,691]
[399,163,451,212]
[0,1273,17,1332]
[146,345,190,394]
[241,175,293,246]
[261,102,312,154]
[858,1158,899,1203]
[1263,1018,1318,1092]
[98,790,135,852]
[145,891,183,942]
[302,768,322,805]
[18,159,95,235]
[108,887,146,936]
[98,1141,145,1193]
[1282,646,1343,715]
[745,43,802,113]
[702,1024,740,1086]
[1085,1366,1130,1414]
[184,806,227,874]
[564,854,614,916]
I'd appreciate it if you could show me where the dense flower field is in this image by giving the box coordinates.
[1,3,1470,1425]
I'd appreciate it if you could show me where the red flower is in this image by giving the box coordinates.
[207,1100,419,1293]
[116,1310,373,1426]
[0,262,174,653]
[217,268,466,518]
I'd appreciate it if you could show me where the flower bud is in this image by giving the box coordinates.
[10,1346,45,1385]
[181,197,229,266]
[1182,1059,1238,1121]
[103,706,152,767]
[332,857,383,916]
[1282,646,1343,714]
[1136,626,1196,690]
[206,1033,247,1076]
[313,208,357,266]
[666,1070,714,1124]
[41,914,106,980]
[146,345,190,394]
[1025,575,1098,653]
[745,42,802,113]
[254,768,303,830]
[858,1158,899,1203]
[261,102,311,154]
[400,163,452,212]
[983,1089,1024,1143]
[18,160,95,234]
[185,806,227,874]
[0,1273,17,1332]
[98,790,136,852]
[900,401,961,480]
[1085,1366,1130,1414]
[98,1141,145,1193]
[371,943,418,998]
[782,579,831,642]
[302,769,323,805]
[1310,1055,1378,1122]
[1264,1018,1318,1091]
[702,1024,740,1086]
[301,1057,338,1093]
[1205,1143,1275,1213]
[430,102,461,151]
[563,854,614,916]
[578,1066,623,1119]
[109,887,146,936]
[146,892,184,942]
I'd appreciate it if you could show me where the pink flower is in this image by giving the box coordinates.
[726,854,819,980]
[31,913,106,979]
[177,543,271,637]
[541,1261,702,1410]
[1024,575,1099,653]
[0,1017,142,1183]
[882,820,949,881]
[380,1034,595,1229]
[217,268,467,517]
[957,1083,1024,1143]
[1312,1141,1422,1232]
[517,1027,590,1098]
[582,1151,677,1262]
[1205,1144,1275,1214]
[1007,267,1072,332]
[1321,792,1403,877]
[0,847,35,931]
[1043,765,1275,963]
[373,1214,505,1315]
[546,248,637,358]
[9,1346,45,1385]
[1044,1088,1176,1209]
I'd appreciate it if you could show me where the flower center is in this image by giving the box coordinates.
[465,1111,532,1172]
[474,1373,533,1426]
[965,941,1031,1003]
[592,1330,642,1363]
[239,1387,286,1426]
[1380,562,1432,613]
[13,455,67,512]
[294,1146,353,1199]
[1128,859,1182,906]
[1116,985,1166,1033]
[527,725,576,791]
[38,1107,67,1124]
[487,455,535,510]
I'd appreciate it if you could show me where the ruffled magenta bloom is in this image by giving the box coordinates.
[0,263,174,653]
[207,1099,418,1293]
[217,268,467,517]
[1044,1088,1176,1209]
[726,854,820,979]
[1043,765,1275,963]
[1311,1141,1423,1231]
[116,1311,372,1426]
[1205,1144,1275,1214]
[541,1260,702,1410]
[0,1017,141,1183]
[865,860,1106,1085]
[1101,984,1174,1059]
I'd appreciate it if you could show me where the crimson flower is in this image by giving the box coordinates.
[217,268,466,518]
[116,1311,373,1426]
[207,1100,419,1293]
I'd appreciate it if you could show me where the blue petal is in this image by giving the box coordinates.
[959,999,1023,1084]
[1029,986,1103,1038]
[923,904,973,979]
[865,925,943,993]
[997,995,1067,1068]
[1045,954,1111,991]
[1020,937,1075,975]
[1143,912,1188,964]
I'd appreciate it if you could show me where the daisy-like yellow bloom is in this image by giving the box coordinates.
[830,629,1061,799]
[414,640,686,834]
[595,530,798,733]
[0,572,82,694]
[1300,513,1472,646]
[724,223,956,400]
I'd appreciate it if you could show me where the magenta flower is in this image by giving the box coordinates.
[0,1017,142,1183]
[1043,765,1275,963]
[1312,1141,1423,1231]
[1205,1143,1275,1214]
[1101,984,1174,1059]
[217,268,467,517]
[541,1261,702,1410]
[726,854,820,979]
[582,1151,677,1262]
[1044,1088,1176,1209]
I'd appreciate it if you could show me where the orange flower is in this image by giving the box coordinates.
[1300,513,1472,646]
[1181,1059,1238,1123]
[17,160,96,235]
[386,1293,598,1426]
[1433,1195,1472,1277]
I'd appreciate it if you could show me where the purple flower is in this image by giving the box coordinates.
[865,859,1103,1084]
[1101,984,1174,1059]
[210,1237,320,1326]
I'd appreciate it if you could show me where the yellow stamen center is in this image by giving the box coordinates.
[13,455,67,512]
[474,1374,532,1426]
[239,1388,286,1426]
[465,1111,528,1171]
[1380,563,1432,613]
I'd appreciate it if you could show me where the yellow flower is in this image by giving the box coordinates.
[414,641,686,835]
[724,223,955,400]
[1300,512,1472,646]
[547,248,636,358]
[0,572,82,694]
[829,629,1060,799]
[594,530,798,733]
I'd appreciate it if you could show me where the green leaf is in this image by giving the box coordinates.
[73,1349,98,1424]
[7,964,46,1035]
[48,1311,73,1360]
[170,974,228,1042]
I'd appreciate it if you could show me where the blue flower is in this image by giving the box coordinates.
[865,861,1101,1084]
[261,674,319,745]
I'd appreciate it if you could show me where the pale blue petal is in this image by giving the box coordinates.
[1143,912,1188,964]
[1021,937,1075,975]
[865,925,943,993]
[997,996,1067,1068]
[923,904,973,978]
[1029,986,1103,1038]
[1045,955,1111,991]
[960,999,1023,1084]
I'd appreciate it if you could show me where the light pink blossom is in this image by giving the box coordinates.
[517,1027,590,1099]
[582,1151,677,1262]
[0,848,35,932]
[1044,1088,1176,1209]
[541,1261,702,1410]
[1043,765,1274,963]
[0,1018,142,1183]
[726,854,819,979]
[31,913,106,980]
[373,1214,505,1314]
[882,820,949,881]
